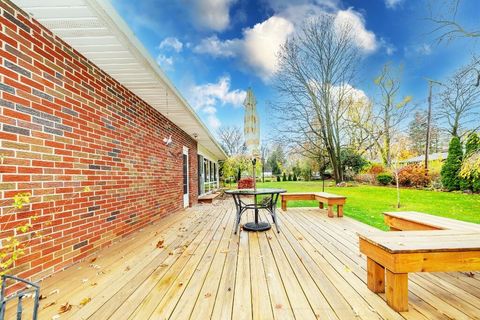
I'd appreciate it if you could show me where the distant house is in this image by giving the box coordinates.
[402,152,448,164]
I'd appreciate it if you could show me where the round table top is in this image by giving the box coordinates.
[225,188,287,195]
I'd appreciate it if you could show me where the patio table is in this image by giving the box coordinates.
[225,188,286,234]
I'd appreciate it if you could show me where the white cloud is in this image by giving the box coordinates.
[384,0,404,9]
[207,115,221,129]
[189,76,246,110]
[417,43,432,55]
[379,38,397,56]
[185,0,237,31]
[187,76,247,130]
[156,54,173,69]
[404,43,432,57]
[265,0,339,12]
[277,3,335,23]
[334,9,377,53]
[242,16,295,80]
[193,16,294,81]
[193,3,377,81]
[312,82,369,104]
[203,106,217,114]
[339,84,369,102]
[386,46,396,55]
[193,36,241,57]
[158,37,183,52]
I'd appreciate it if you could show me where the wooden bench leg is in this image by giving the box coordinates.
[337,205,343,217]
[367,257,385,293]
[281,200,287,211]
[327,205,334,218]
[319,202,324,209]
[386,269,409,312]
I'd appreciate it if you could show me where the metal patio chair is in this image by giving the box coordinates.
[0,275,40,320]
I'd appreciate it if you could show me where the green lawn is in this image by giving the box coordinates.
[256,181,480,230]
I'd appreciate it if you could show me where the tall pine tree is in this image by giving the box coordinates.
[441,136,463,191]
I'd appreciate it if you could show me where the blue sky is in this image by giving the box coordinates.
[110,0,479,139]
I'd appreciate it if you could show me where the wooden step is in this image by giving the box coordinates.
[198,192,221,203]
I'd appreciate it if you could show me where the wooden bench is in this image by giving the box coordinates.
[280,192,346,217]
[359,211,480,312]
[384,211,480,232]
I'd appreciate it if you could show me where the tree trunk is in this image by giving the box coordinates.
[395,170,401,208]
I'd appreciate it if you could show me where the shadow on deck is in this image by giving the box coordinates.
[5,200,480,319]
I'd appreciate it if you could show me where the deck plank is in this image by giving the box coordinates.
[140,206,228,319]
[169,203,235,319]
[249,231,274,320]
[81,207,216,320]
[5,202,480,320]
[10,210,190,318]
[294,208,478,320]
[104,207,224,320]
[189,204,236,318]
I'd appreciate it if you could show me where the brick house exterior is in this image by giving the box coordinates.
[0,0,224,290]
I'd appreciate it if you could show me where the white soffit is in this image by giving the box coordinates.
[14,0,227,160]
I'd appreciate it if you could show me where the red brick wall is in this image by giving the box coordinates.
[0,0,198,287]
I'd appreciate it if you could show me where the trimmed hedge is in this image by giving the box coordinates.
[376,172,393,185]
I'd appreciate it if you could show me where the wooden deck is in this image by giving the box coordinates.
[6,200,480,319]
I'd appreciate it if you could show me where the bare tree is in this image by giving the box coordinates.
[408,110,442,154]
[438,59,480,137]
[271,15,360,183]
[371,63,412,166]
[217,126,245,156]
[344,96,378,157]
[260,142,270,182]
[427,0,480,43]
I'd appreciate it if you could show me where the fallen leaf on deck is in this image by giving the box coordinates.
[89,257,97,263]
[42,302,56,309]
[59,302,72,313]
[465,272,475,278]
[79,297,91,306]
[90,282,98,287]
[156,240,165,248]
[125,266,131,271]
[49,289,59,296]
[298,236,304,240]
[275,304,283,309]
